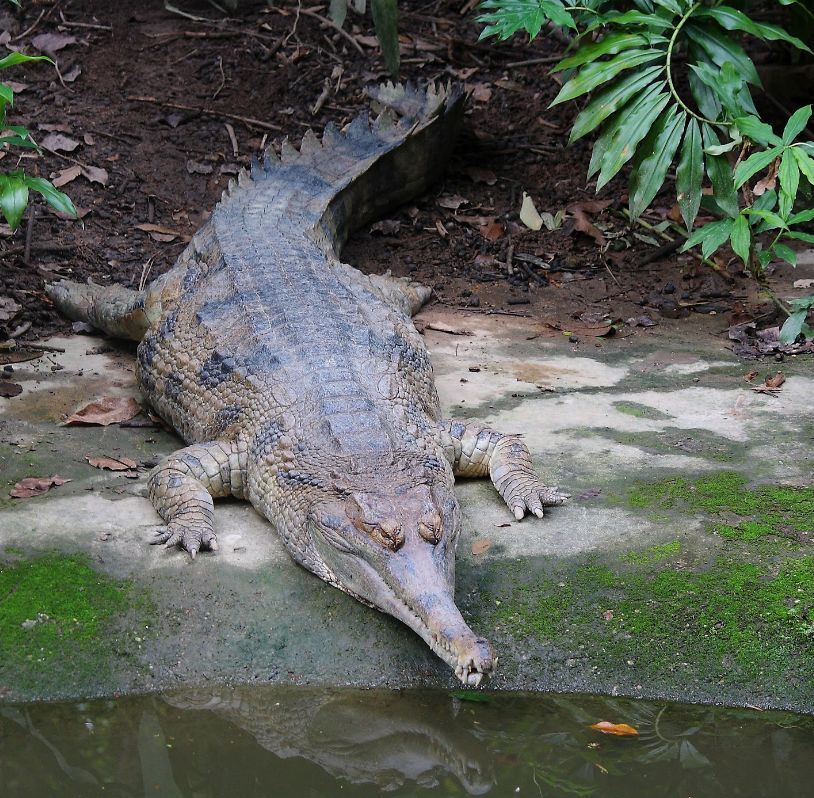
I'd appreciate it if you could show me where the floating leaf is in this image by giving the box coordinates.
[590,721,639,737]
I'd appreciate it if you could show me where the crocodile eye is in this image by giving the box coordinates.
[318,513,356,554]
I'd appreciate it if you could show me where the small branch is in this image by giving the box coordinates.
[126,96,282,132]
[298,7,365,55]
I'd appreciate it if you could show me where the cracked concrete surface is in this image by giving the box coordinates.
[1,309,811,711]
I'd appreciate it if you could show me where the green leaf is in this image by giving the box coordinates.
[569,65,663,143]
[629,108,685,218]
[789,207,814,225]
[0,52,51,70]
[0,173,29,230]
[550,49,664,106]
[752,189,777,213]
[771,242,797,267]
[690,60,755,119]
[733,145,783,189]
[778,148,800,218]
[695,6,812,54]
[684,23,761,86]
[787,231,814,244]
[702,124,739,217]
[587,10,672,33]
[652,0,682,15]
[779,310,807,344]
[371,0,399,77]
[687,60,722,121]
[478,0,574,40]
[743,208,788,230]
[734,116,782,147]
[329,0,348,28]
[676,118,703,229]
[0,134,39,149]
[21,175,77,218]
[0,81,12,106]
[681,217,735,259]
[729,214,751,265]
[597,89,670,190]
[791,146,814,185]
[556,33,658,71]
[783,106,812,144]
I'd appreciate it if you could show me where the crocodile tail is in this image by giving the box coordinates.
[218,82,465,255]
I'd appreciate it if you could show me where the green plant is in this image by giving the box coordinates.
[478,1,814,343]
[0,49,76,230]
[329,0,400,76]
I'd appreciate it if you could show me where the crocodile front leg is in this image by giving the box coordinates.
[147,439,248,557]
[437,419,568,520]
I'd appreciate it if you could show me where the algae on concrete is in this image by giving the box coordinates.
[0,552,153,697]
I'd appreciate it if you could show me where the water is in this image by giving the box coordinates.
[1,687,812,797]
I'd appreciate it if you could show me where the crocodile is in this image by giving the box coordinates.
[46,83,567,686]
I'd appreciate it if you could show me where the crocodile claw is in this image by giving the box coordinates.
[151,524,218,558]
[504,478,570,521]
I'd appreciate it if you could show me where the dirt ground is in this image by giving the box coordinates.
[0,0,803,349]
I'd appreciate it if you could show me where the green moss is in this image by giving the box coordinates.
[622,539,681,564]
[0,554,148,690]
[494,555,814,684]
[612,401,672,420]
[626,472,814,541]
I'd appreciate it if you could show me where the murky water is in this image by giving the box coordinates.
[1,688,812,797]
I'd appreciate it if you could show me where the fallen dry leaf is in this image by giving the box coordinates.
[134,223,187,243]
[186,159,213,175]
[479,220,504,242]
[86,455,138,471]
[590,721,639,737]
[41,133,81,153]
[0,382,23,398]
[464,166,497,186]
[370,219,400,235]
[437,194,468,211]
[468,82,492,103]
[61,64,82,83]
[471,538,492,555]
[601,609,614,622]
[0,296,21,322]
[10,475,71,499]
[435,219,448,238]
[83,133,95,146]
[794,279,814,289]
[765,372,785,389]
[5,80,28,94]
[520,192,544,231]
[80,165,108,186]
[64,396,142,426]
[31,32,77,54]
[744,370,759,382]
[567,201,611,247]
[51,164,82,188]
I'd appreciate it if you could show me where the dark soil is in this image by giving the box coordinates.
[0,0,799,347]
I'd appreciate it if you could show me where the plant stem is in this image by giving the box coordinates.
[666,2,717,126]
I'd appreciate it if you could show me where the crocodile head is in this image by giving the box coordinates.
[309,481,495,686]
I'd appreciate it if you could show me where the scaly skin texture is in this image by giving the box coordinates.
[46,84,567,685]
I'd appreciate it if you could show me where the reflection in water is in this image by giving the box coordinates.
[1,688,813,798]
[164,688,493,793]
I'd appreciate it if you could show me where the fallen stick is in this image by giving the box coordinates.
[126,96,283,132]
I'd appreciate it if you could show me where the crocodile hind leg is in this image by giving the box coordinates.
[148,439,248,558]
[437,419,569,520]
[45,280,150,341]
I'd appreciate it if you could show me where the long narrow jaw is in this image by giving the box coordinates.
[344,548,496,686]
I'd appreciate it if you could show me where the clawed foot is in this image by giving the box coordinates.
[150,523,218,559]
[501,473,569,520]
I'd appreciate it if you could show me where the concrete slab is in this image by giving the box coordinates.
[1,312,812,712]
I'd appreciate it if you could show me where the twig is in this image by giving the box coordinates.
[170,47,200,66]
[635,237,683,267]
[20,342,66,353]
[126,95,282,132]
[12,7,48,41]
[57,11,112,31]
[299,7,365,55]
[224,122,238,157]
[602,258,620,286]
[311,76,331,116]
[620,208,731,279]
[22,205,36,265]
[505,55,563,68]
[283,0,303,47]
[212,54,225,99]
[0,242,73,257]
